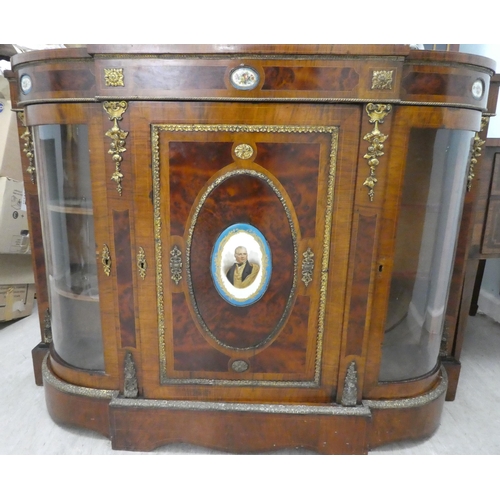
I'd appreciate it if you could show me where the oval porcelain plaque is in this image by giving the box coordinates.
[20,74,32,95]
[211,223,271,307]
[472,79,484,100]
[230,66,260,90]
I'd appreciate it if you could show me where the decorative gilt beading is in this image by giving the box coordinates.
[234,143,254,159]
[467,116,488,192]
[365,367,448,409]
[137,246,147,279]
[42,356,118,400]
[363,103,392,201]
[103,101,129,195]
[371,70,394,90]
[112,397,371,416]
[301,248,315,287]
[341,361,358,407]
[123,351,138,398]
[170,245,183,285]
[104,68,124,87]
[17,111,36,184]
[101,243,111,276]
[152,124,339,387]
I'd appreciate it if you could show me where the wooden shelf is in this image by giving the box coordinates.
[48,202,93,215]
[53,284,99,303]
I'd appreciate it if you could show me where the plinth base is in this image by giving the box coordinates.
[42,356,447,454]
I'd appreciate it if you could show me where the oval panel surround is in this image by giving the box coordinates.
[188,169,297,351]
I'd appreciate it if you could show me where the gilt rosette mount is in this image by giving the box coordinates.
[104,68,125,87]
[103,101,129,196]
[371,70,393,90]
[363,103,392,201]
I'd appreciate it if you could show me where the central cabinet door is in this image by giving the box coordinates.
[133,102,361,403]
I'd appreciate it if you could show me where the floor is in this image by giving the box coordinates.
[1,300,500,455]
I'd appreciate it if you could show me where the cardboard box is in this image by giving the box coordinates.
[0,176,30,254]
[0,75,23,181]
[0,253,35,322]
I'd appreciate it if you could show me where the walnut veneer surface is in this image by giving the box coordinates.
[6,45,497,453]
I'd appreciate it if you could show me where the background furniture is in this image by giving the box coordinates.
[7,45,496,453]
[470,137,500,313]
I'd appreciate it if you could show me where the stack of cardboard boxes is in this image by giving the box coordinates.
[0,72,35,322]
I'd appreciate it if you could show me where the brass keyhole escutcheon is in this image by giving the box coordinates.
[102,244,111,276]
[137,247,147,279]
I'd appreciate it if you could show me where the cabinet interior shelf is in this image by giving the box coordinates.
[48,202,93,215]
[53,284,99,302]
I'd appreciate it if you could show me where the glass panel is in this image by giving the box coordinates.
[34,124,104,371]
[379,128,474,382]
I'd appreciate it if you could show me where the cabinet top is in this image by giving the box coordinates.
[10,44,497,70]
[8,44,497,113]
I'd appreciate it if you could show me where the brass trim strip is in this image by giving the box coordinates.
[42,355,118,399]
[110,397,372,416]
[94,53,405,62]
[18,98,98,106]
[16,96,489,113]
[397,100,487,111]
[99,98,488,112]
[365,367,447,409]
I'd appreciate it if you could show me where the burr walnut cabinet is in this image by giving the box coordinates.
[6,45,497,453]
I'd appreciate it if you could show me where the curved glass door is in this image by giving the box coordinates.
[34,124,104,371]
[379,128,474,382]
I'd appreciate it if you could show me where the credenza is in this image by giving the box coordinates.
[6,44,497,453]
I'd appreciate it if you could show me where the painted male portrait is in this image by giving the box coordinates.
[226,246,260,289]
